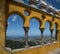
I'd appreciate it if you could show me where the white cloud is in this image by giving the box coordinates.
[12,16,17,22]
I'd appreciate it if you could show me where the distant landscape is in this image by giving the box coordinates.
[6,36,56,49]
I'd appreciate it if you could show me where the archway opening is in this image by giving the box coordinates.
[28,18,41,46]
[52,23,57,41]
[6,14,25,49]
[43,21,51,44]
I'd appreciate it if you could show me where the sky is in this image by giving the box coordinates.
[6,0,60,38]
[6,14,56,38]
[24,0,60,9]
[45,0,60,9]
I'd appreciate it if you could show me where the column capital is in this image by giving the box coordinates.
[24,27,29,32]
[56,30,60,33]
[50,29,54,33]
[40,28,45,33]
[50,29,54,31]
[40,28,45,30]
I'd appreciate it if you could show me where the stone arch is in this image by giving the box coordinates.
[43,21,52,44]
[53,22,58,40]
[54,22,58,30]
[5,11,26,47]
[6,11,26,32]
[5,13,25,49]
[45,20,52,29]
[28,17,41,46]
[5,11,26,32]
[6,11,25,27]
[52,23,57,41]
[30,17,42,27]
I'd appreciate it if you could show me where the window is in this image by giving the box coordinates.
[43,21,51,44]
[28,18,41,46]
[6,14,25,49]
[52,24,57,41]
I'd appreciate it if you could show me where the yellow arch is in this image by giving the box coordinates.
[30,16,42,27]
[45,20,52,29]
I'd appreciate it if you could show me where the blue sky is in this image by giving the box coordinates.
[6,14,56,38]
[45,0,60,9]
[6,0,60,38]
[24,0,60,9]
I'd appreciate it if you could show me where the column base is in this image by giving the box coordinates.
[25,45,29,48]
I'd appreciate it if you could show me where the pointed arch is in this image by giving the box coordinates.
[6,11,25,25]
[45,20,52,28]
[5,13,25,49]
[53,22,58,41]
[5,11,26,30]
[30,16,42,27]
[28,17,41,46]
[43,21,51,44]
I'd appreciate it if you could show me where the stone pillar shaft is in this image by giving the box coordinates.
[55,30,59,41]
[50,29,53,42]
[24,27,29,48]
[40,28,44,45]
[57,30,60,47]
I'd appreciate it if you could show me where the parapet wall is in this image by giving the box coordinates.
[0,0,60,54]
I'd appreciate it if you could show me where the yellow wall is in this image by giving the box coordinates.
[13,43,58,54]
[8,3,60,29]
[0,0,60,54]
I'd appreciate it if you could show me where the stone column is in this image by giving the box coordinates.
[56,30,60,48]
[40,28,44,45]
[24,27,29,48]
[55,30,59,41]
[50,29,53,42]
